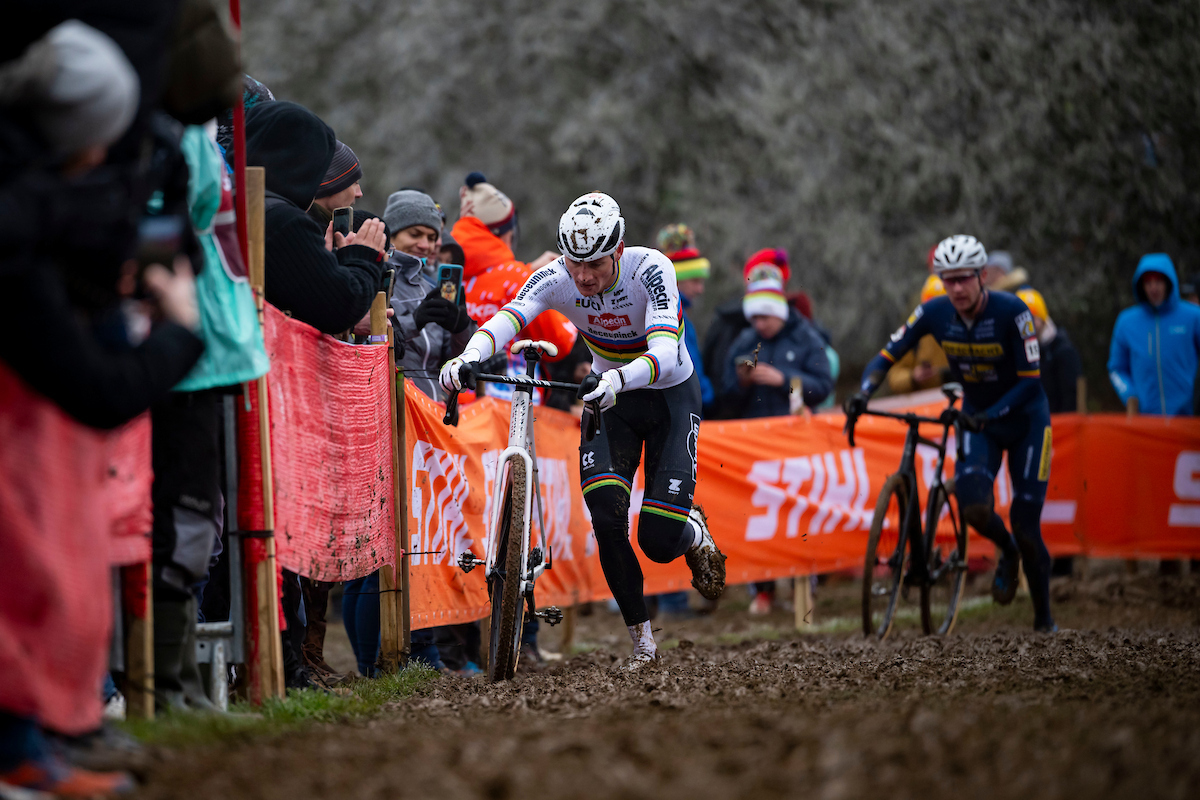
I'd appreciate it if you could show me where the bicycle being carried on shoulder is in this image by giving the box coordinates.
[844,383,970,640]
[443,340,601,681]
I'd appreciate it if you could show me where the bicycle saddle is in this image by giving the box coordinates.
[511,339,558,358]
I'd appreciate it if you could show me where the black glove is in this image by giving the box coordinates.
[844,392,869,419]
[960,412,986,433]
[414,295,470,333]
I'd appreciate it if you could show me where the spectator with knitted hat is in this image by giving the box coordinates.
[383,189,474,402]
[450,171,575,404]
[658,224,715,414]
[720,270,831,614]
[307,140,363,227]
[720,272,832,418]
[702,248,791,418]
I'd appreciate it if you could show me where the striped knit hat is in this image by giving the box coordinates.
[743,274,788,321]
[743,248,790,285]
[656,224,710,280]
[315,140,362,198]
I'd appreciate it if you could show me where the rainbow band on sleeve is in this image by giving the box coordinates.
[477,328,498,356]
[641,499,691,523]
[879,349,897,363]
[499,307,527,332]
[636,353,662,385]
[581,472,631,496]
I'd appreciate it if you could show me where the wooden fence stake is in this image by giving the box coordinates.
[377,293,411,672]
[243,166,284,701]
[794,575,814,630]
[122,564,154,719]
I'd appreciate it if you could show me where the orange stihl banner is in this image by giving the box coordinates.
[402,389,1200,628]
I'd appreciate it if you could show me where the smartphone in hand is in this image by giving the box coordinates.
[332,206,354,241]
[437,264,464,306]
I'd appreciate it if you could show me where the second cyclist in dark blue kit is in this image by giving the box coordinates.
[846,235,1056,633]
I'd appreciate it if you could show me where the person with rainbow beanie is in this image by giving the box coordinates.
[657,224,715,414]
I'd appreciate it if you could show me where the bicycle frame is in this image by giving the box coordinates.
[850,385,964,582]
[484,373,546,596]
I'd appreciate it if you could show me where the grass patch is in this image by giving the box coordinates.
[120,664,439,748]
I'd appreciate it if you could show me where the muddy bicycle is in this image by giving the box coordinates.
[443,339,600,681]
[844,383,970,639]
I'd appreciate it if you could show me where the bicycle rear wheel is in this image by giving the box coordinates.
[919,481,968,636]
[862,473,912,640]
[487,460,528,682]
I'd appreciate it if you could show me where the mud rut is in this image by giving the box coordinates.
[136,572,1200,800]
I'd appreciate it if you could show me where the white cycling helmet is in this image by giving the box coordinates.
[557,192,625,262]
[932,235,988,274]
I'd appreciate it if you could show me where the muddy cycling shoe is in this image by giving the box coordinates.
[1034,619,1059,634]
[614,651,657,673]
[685,505,726,601]
[992,551,1020,605]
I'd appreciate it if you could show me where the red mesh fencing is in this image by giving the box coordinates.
[106,414,153,566]
[238,304,396,581]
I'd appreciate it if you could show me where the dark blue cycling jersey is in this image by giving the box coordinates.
[860,291,1046,419]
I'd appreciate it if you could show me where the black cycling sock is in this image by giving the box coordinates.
[1011,500,1054,627]
[965,507,1018,558]
[585,484,648,626]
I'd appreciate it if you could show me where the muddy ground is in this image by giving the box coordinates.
[136,564,1200,800]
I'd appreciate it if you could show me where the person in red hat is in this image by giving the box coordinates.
[701,248,790,418]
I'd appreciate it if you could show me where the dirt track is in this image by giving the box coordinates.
[136,569,1200,800]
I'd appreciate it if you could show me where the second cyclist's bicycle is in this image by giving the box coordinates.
[443,340,600,681]
[844,383,970,640]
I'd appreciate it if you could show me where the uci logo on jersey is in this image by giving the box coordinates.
[575,296,602,311]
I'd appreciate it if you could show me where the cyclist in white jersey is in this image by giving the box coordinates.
[441,192,726,670]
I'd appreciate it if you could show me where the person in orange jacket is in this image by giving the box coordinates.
[450,172,576,403]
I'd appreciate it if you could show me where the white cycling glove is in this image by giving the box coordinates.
[582,368,622,411]
[439,348,482,392]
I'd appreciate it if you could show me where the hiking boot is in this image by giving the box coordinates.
[684,505,726,601]
[613,651,657,673]
[992,551,1020,606]
[0,758,133,798]
[519,643,545,672]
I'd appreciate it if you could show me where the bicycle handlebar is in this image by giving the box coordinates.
[442,365,603,437]
[844,404,966,447]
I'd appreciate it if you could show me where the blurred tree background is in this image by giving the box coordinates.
[243,0,1199,407]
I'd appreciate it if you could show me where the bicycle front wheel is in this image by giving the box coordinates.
[919,481,968,636]
[487,460,528,682]
[862,473,912,640]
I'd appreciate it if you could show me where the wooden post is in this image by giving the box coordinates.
[1075,376,1087,414]
[794,575,814,630]
[244,166,285,700]
[122,564,154,719]
[1124,395,1139,574]
[377,293,411,672]
[559,603,578,655]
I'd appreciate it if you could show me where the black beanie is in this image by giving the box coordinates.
[315,140,362,198]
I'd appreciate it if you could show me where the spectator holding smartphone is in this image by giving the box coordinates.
[231,101,387,336]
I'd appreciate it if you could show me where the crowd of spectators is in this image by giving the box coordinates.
[4,5,1200,796]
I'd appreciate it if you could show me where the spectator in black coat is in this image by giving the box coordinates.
[232,101,387,335]
[1017,289,1082,414]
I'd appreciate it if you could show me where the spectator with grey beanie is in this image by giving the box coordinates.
[384,189,474,401]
